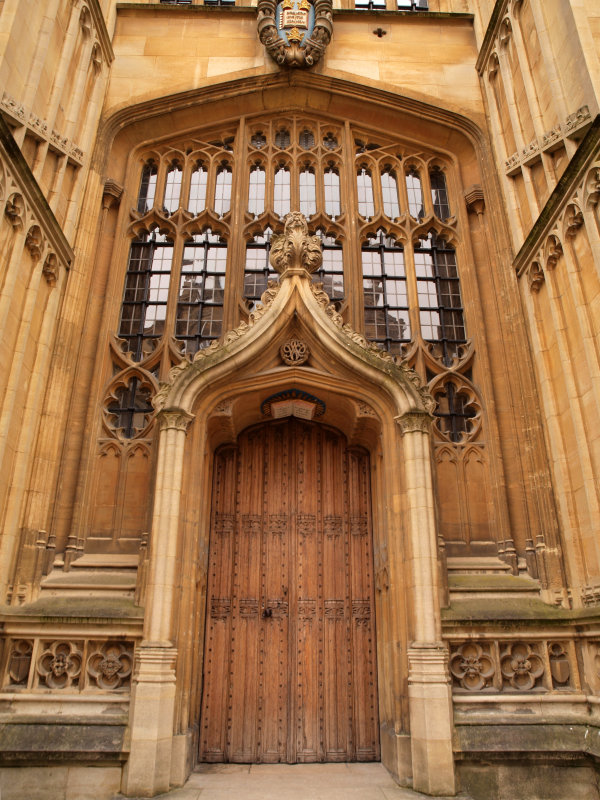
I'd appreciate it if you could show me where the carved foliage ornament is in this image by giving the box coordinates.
[270,211,323,274]
[258,0,333,68]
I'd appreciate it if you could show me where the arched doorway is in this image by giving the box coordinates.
[200,418,379,763]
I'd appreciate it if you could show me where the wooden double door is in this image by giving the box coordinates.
[200,418,379,763]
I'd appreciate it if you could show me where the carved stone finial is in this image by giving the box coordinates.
[270,212,323,275]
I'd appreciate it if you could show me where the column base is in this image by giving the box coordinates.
[121,643,177,798]
[408,643,456,796]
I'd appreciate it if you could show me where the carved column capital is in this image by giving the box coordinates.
[102,178,123,211]
[395,410,434,436]
[157,408,194,433]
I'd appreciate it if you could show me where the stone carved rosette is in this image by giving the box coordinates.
[258,0,333,68]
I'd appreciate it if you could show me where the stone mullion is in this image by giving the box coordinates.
[223,117,247,333]
[402,236,421,347]
[344,120,364,331]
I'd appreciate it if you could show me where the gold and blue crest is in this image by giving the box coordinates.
[258,0,333,68]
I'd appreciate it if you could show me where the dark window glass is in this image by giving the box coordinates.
[362,230,410,354]
[323,132,338,150]
[299,167,317,218]
[243,228,277,309]
[251,132,267,149]
[414,232,465,364]
[315,230,344,300]
[203,0,235,5]
[214,165,232,216]
[175,230,228,354]
[137,162,157,214]
[188,162,207,215]
[357,168,375,218]
[106,377,153,439]
[248,165,266,217]
[324,167,341,218]
[355,0,385,8]
[397,0,429,9]
[433,381,476,443]
[163,162,182,215]
[406,167,424,219]
[430,166,450,220]
[299,129,315,150]
[119,228,173,360]
[275,129,290,149]
[274,165,291,218]
[381,169,400,219]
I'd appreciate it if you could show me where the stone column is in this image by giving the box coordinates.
[122,408,194,797]
[396,410,455,797]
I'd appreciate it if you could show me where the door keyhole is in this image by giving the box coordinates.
[262,607,273,618]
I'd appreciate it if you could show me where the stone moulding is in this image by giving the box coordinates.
[152,212,434,417]
[257,0,333,68]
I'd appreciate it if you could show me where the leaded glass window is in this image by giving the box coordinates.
[362,230,410,354]
[406,167,424,219]
[175,230,228,354]
[214,164,232,216]
[188,162,207,215]
[248,164,266,217]
[299,167,317,218]
[274,165,291,218]
[357,168,375,218]
[163,161,182,215]
[414,232,465,364]
[430,166,450,220]
[244,228,276,309]
[381,169,400,219]
[119,228,173,360]
[137,161,157,214]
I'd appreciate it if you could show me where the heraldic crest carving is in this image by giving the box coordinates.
[257,0,333,68]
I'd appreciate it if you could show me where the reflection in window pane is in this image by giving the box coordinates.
[214,166,232,216]
[324,168,340,218]
[188,163,207,215]
[163,163,182,215]
[275,129,290,149]
[299,129,315,149]
[299,168,316,217]
[175,230,228,354]
[357,168,375,218]
[244,228,277,309]
[381,170,400,219]
[248,165,266,217]
[414,232,465,365]
[362,230,410,354]
[137,162,157,214]
[315,230,344,300]
[406,168,424,218]
[274,166,291,217]
[430,167,450,219]
[119,228,173,360]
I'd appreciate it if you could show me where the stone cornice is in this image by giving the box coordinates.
[514,114,600,276]
[0,116,73,270]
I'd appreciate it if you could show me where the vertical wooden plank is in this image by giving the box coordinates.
[227,428,263,761]
[348,448,380,761]
[200,446,237,761]
[259,421,290,762]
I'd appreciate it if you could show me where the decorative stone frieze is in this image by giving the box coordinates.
[449,639,578,693]
[1,635,137,693]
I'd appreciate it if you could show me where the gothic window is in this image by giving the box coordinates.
[433,380,477,443]
[175,230,228,354]
[163,161,182,215]
[381,168,400,219]
[214,164,232,216]
[317,231,344,301]
[244,228,276,308]
[362,230,410,354]
[106,377,154,439]
[248,164,266,217]
[274,164,291,218]
[299,166,317,218]
[136,161,157,215]
[406,167,424,219]
[188,162,207,215]
[430,166,450,220]
[355,0,386,9]
[118,228,173,360]
[324,166,341,219]
[397,0,429,9]
[414,232,465,364]
[357,167,375,218]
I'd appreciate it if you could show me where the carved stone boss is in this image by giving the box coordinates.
[258,0,333,68]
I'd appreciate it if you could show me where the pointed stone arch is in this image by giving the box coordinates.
[123,214,455,798]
